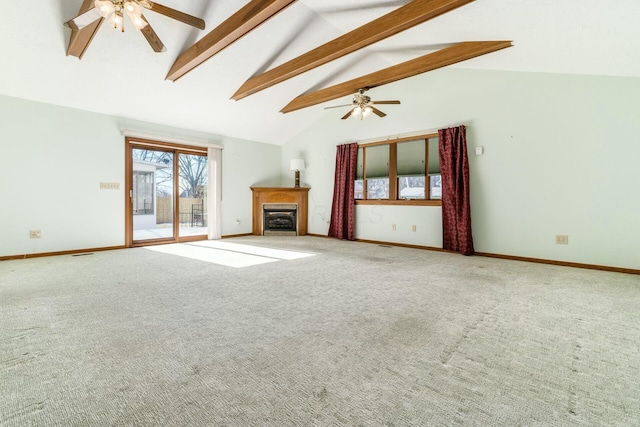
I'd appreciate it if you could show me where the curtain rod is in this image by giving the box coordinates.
[121,129,224,150]
[355,129,438,145]
[354,124,466,145]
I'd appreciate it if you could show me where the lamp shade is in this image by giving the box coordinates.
[107,10,123,29]
[290,159,305,171]
[95,0,115,18]
[124,1,142,16]
[127,10,148,29]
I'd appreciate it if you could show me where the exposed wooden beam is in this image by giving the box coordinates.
[281,40,513,113]
[166,0,297,82]
[65,0,103,59]
[232,0,475,100]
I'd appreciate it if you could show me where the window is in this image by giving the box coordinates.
[355,133,441,205]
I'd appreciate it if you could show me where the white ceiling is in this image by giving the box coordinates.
[1,0,639,145]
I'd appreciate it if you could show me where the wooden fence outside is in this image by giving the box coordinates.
[156,197,207,225]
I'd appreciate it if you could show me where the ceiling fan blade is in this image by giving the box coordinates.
[370,107,387,117]
[65,0,104,59]
[341,108,356,120]
[324,104,353,110]
[139,16,166,52]
[64,7,102,31]
[372,100,401,105]
[147,2,205,30]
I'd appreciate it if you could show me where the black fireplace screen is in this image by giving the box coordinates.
[263,204,297,235]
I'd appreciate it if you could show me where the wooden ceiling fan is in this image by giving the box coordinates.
[64,0,205,57]
[325,88,400,120]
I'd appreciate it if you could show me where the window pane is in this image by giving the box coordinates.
[397,139,425,176]
[399,176,425,199]
[365,145,389,178]
[428,137,439,174]
[430,175,442,199]
[367,178,389,199]
[354,179,364,199]
[132,148,174,241]
[178,153,208,237]
[133,171,154,214]
[427,137,440,200]
[356,147,364,180]
[398,139,426,199]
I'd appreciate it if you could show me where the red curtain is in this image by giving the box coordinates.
[438,125,474,255]
[328,143,358,240]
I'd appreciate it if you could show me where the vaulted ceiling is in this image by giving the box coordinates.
[1,0,639,145]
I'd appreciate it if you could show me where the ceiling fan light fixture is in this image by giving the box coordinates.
[127,10,148,30]
[67,0,205,56]
[124,1,142,16]
[351,106,362,118]
[362,106,373,118]
[94,0,115,18]
[107,9,124,30]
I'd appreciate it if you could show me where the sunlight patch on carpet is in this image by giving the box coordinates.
[189,240,316,260]
[144,241,315,268]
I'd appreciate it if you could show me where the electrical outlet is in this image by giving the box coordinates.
[555,235,569,245]
[29,230,41,239]
[392,224,396,231]
[100,182,120,190]
[411,225,417,232]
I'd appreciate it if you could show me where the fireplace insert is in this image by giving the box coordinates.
[263,204,297,235]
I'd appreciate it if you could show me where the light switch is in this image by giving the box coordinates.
[100,182,120,190]
[475,146,484,156]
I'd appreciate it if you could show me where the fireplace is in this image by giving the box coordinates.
[251,187,309,236]
[263,204,297,235]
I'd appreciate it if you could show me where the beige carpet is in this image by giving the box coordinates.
[1,236,639,426]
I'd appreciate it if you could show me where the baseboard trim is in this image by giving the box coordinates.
[0,245,127,261]
[4,236,637,275]
[474,252,640,276]
[355,238,447,253]
[306,235,640,276]
[0,233,276,261]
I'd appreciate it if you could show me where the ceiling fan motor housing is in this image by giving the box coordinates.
[353,93,371,106]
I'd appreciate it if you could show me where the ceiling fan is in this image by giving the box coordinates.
[64,0,205,54]
[325,88,400,120]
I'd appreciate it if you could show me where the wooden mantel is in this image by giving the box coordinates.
[251,187,310,236]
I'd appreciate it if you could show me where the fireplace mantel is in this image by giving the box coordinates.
[251,187,310,236]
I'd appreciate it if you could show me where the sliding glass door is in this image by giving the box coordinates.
[126,139,208,246]
[178,153,208,238]
[131,148,175,241]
